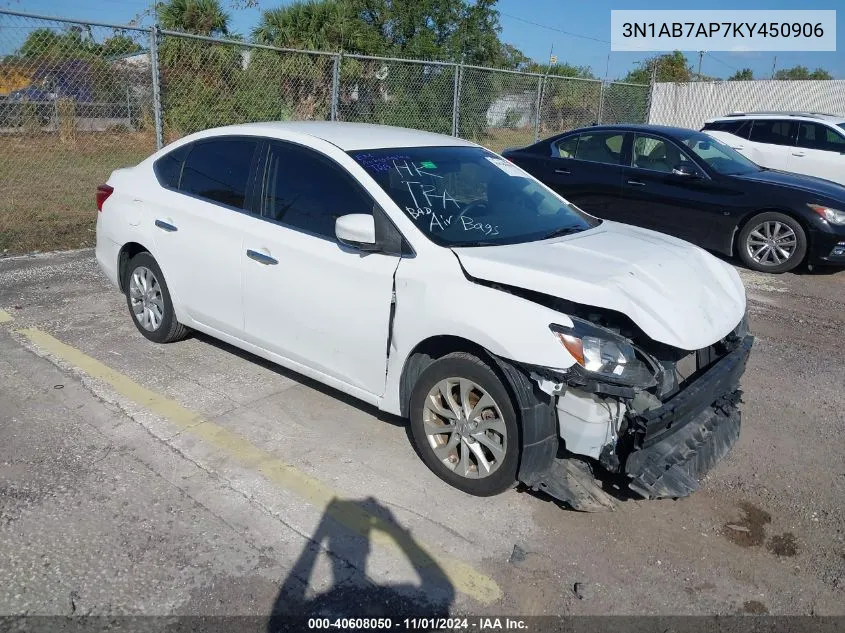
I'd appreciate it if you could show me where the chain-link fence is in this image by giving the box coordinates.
[0,9,649,255]
[0,11,156,254]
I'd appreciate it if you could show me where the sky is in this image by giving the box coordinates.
[1,0,843,80]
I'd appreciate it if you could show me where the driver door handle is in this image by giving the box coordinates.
[626,180,645,186]
[792,152,805,157]
[554,168,571,175]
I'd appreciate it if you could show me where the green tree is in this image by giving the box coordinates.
[158,0,230,36]
[525,62,595,79]
[101,35,143,58]
[774,65,832,80]
[624,51,692,84]
[729,68,753,81]
[19,27,96,59]
[254,0,514,66]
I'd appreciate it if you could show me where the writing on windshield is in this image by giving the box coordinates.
[350,146,598,247]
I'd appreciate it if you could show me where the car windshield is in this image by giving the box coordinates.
[349,146,600,247]
[680,131,760,176]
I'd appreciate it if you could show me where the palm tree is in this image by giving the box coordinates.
[254,0,372,52]
[158,0,230,37]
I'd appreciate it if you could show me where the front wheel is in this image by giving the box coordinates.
[737,212,807,273]
[408,352,519,496]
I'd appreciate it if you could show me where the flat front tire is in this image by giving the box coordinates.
[124,252,188,343]
[409,352,519,496]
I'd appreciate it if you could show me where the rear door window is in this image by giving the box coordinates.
[748,119,797,146]
[553,135,579,158]
[571,131,624,165]
[797,122,845,152]
[179,137,260,209]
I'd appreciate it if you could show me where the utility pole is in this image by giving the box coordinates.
[697,51,704,80]
[771,56,777,79]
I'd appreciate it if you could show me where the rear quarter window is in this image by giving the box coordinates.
[153,144,191,189]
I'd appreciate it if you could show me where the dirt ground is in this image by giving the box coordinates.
[0,249,843,626]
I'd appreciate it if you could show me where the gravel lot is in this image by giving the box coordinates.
[1,249,843,623]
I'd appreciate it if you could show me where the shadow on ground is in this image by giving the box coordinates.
[266,497,455,631]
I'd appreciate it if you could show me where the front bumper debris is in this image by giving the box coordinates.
[623,334,753,498]
[499,333,753,510]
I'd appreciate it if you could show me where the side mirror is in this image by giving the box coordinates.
[672,164,701,178]
[335,214,379,251]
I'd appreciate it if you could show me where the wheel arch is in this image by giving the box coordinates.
[398,335,495,418]
[731,207,812,259]
[397,335,559,486]
[117,242,153,293]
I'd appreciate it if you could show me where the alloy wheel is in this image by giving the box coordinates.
[745,220,797,267]
[422,377,508,479]
[128,266,164,331]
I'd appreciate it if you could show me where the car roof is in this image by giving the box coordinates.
[185,121,478,151]
[555,123,702,137]
[707,112,845,125]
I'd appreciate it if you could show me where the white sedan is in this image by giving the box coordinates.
[96,122,753,510]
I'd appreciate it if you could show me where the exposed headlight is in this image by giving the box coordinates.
[550,318,657,387]
[808,204,845,225]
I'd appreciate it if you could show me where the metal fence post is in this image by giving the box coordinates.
[149,25,164,149]
[330,53,340,121]
[597,82,605,124]
[533,75,544,142]
[452,63,462,137]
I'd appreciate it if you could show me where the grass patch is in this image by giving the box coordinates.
[0,133,155,254]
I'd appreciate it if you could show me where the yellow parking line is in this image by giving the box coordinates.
[0,309,13,324]
[16,327,502,605]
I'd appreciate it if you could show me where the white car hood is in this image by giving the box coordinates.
[452,222,746,351]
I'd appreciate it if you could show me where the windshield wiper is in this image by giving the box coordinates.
[448,240,501,247]
[541,226,583,240]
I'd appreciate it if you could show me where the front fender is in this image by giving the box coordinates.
[380,254,578,416]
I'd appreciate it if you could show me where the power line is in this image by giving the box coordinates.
[705,51,739,73]
[498,11,611,45]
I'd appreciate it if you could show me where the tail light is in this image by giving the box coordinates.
[96,184,114,212]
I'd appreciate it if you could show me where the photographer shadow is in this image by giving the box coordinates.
[267,496,455,631]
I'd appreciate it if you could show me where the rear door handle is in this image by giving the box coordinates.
[792,152,805,157]
[246,249,278,265]
[626,180,645,186]
[554,168,571,175]
[155,219,178,232]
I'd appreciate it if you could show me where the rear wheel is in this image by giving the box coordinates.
[124,252,188,343]
[737,211,806,273]
[409,353,519,496]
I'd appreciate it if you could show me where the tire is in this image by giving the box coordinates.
[737,211,807,273]
[408,352,519,496]
[123,252,189,343]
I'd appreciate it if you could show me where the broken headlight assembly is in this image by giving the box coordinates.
[550,318,659,388]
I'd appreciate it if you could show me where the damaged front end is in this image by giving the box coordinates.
[504,309,753,511]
